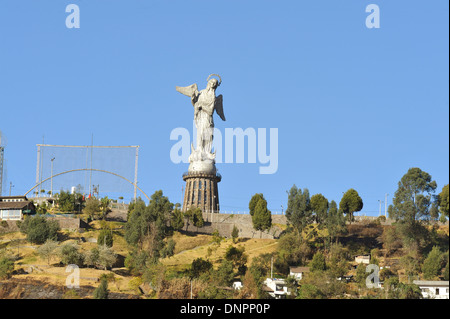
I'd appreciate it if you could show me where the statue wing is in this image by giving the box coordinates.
[214,94,226,121]
[176,83,198,97]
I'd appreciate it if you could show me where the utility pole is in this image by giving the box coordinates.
[0,146,4,196]
[39,136,44,197]
[9,182,14,196]
[271,256,274,278]
[385,193,389,218]
[89,134,93,197]
[378,200,382,217]
[50,157,55,197]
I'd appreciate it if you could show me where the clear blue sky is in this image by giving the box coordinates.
[0,0,448,216]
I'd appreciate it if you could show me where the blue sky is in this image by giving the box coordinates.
[0,0,448,216]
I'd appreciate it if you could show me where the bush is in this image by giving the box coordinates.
[93,278,109,299]
[0,256,14,279]
[97,229,113,247]
[422,246,443,280]
[310,252,326,272]
[58,242,84,266]
[37,239,59,265]
[20,216,60,244]
[190,258,212,279]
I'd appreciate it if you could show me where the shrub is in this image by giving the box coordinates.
[310,252,327,272]
[190,258,212,279]
[0,256,14,279]
[97,229,113,247]
[20,216,60,244]
[37,239,59,265]
[93,278,109,299]
[58,242,84,266]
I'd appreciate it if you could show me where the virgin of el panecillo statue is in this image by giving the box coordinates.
[176,74,226,174]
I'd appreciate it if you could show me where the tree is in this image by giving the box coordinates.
[422,246,443,280]
[125,190,174,261]
[211,229,223,246]
[231,225,239,244]
[251,195,272,234]
[36,201,48,215]
[385,277,422,299]
[160,238,176,258]
[285,185,313,234]
[170,208,185,231]
[192,208,204,230]
[309,252,326,272]
[443,257,449,281]
[97,245,117,270]
[97,228,113,247]
[58,242,84,266]
[225,245,248,276]
[100,196,112,218]
[297,283,324,299]
[0,256,14,279]
[57,190,84,213]
[388,167,437,224]
[438,184,449,221]
[84,198,102,220]
[310,194,329,225]
[183,209,194,231]
[355,263,367,289]
[190,258,213,279]
[84,247,100,268]
[93,278,109,299]
[388,168,438,252]
[249,193,265,216]
[215,259,235,287]
[277,232,311,270]
[326,200,347,243]
[20,215,59,244]
[37,239,59,265]
[339,189,363,223]
[381,226,402,257]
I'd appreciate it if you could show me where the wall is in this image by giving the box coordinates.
[183,213,287,239]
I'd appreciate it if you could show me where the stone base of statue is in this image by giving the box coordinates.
[182,160,221,214]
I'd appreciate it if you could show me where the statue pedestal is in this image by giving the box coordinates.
[182,169,221,214]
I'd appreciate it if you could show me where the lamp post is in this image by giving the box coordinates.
[9,182,14,196]
[50,157,55,197]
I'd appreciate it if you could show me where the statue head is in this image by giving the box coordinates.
[206,74,221,90]
[207,78,219,90]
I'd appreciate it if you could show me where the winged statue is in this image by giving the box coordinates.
[176,74,225,167]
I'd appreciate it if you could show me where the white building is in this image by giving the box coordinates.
[263,278,291,299]
[355,255,371,264]
[0,196,36,221]
[289,266,310,281]
[413,280,449,299]
[232,281,243,290]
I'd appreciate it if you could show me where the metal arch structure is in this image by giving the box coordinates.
[24,168,150,202]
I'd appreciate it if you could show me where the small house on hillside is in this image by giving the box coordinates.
[263,278,291,299]
[354,255,370,264]
[289,266,310,281]
[413,280,449,299]
[0,196,36,221]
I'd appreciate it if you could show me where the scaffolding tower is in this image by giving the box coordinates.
[0,146,4,196]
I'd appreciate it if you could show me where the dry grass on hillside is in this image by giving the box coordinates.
[161,233,278,268]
